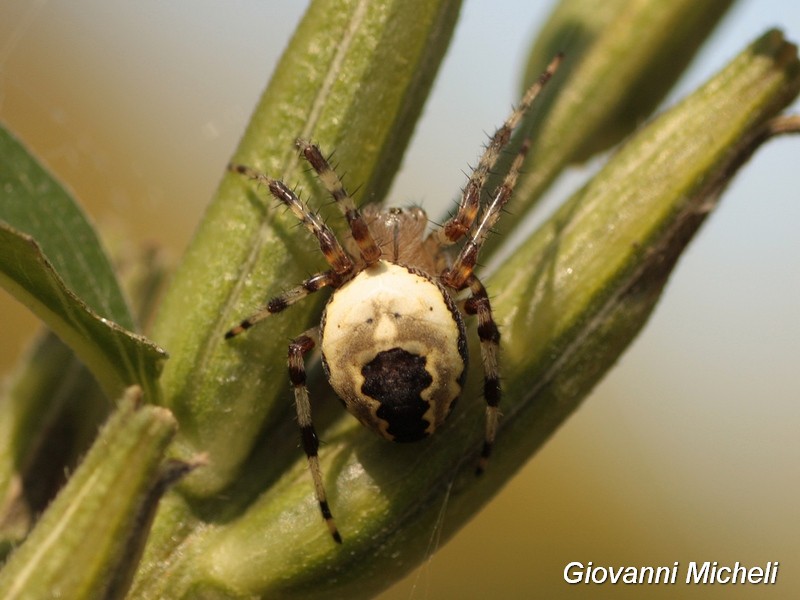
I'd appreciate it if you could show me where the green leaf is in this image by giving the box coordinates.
[0,223,166,401]
[0,388,188,600]
[0,126,135,331]
[488,27,800,491]
[0,125,167,401]
[482,0,737,257]
[0,231,170,554]
[0,126,168,546]
[151,0,462,495]
[524,0,737,161]
[0,332,108,557]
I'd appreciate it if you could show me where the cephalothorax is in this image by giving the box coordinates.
[225,55,562,543]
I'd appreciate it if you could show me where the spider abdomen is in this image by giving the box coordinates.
[320,260,467,442]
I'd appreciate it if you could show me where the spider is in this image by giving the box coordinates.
[225,54,562,544]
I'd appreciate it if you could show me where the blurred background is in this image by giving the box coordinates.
[1,1,798,598]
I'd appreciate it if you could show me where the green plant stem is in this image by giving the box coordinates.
[134,29,799,600]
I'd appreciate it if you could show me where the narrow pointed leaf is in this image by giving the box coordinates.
[0,125,166,400]
[482,0,737,257]
[0,388,184,600]
[0,223,166,400]
[0,244,171,554]
[0,125,135,330]
[0,332,107,557]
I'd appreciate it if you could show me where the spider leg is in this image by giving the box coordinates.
[296,140,382,265]
[432,53,563,247]
[288,328,342,544]
[462,274,501,475]
[224,270,336,338]
[443,138,530,290]
[228,163,353,276]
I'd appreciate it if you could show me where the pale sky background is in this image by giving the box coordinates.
[1,1,799,598]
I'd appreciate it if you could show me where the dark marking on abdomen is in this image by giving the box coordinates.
[361,347,432,442]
